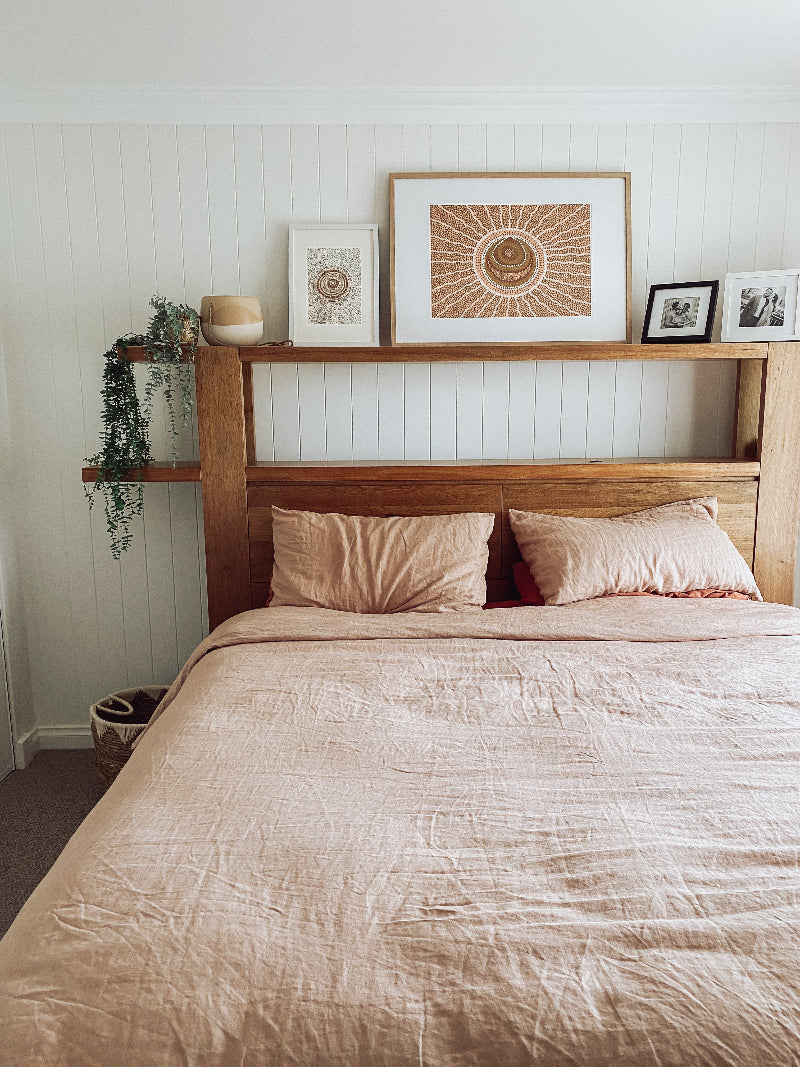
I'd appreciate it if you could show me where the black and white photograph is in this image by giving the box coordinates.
[660,296,700,329]
[722,270,800,341]
[641,281,718,343]
[738,286,786,328]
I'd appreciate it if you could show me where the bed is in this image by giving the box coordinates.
[3,339,800,1065]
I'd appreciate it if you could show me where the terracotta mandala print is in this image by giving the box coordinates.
[306,247,362,325]
[429,204,591,319]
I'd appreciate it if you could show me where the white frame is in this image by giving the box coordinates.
[722,269,800,342]
[289,225,380,346]
[390,172,631,345]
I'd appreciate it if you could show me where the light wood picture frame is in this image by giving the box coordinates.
[289,224,380,346]
[390,172,631,346]
[722,269,800,342]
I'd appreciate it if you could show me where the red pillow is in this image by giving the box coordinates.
[512,561,546,606]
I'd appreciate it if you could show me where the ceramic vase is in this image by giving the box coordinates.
[200,296,263,346]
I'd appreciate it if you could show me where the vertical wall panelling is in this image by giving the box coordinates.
[457,126,487,171]
[34,126,108,705]
[351,362,379,460]
[541,126,571,171]
[297,363,327,460]
[205,125,241,294]
[783,125,800,267]
[486,126,515,172]
[513,126,543,171]
[233,126,269,306]
[585,362,617,459]
[377,362,404,459]
[559,361,590,459]
[728,125,766,272]
[4,117,800,740]
[403,363,431,461]
[176,124,213,314]
[429,362,457,460]
[568,125,599,171]
[401,126,431,173]
[6,123,100,727]
[270,362,301,460]
[251,364,275,461]
[507,362,537,458]
[261,125,292,340]
[532,362,563,458]
[456,362,484,459]
[318,126,348,223]
[481,362,511,460]
[596,126,626,172]
[429,126,459,172]
[288,125,321,225]
[345,126,376,223]
[0,129,35,741]
[324,364,354,460]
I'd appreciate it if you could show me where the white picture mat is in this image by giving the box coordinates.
[392,175,629,344]
[722,270,800,342]
[648,286,714,338]
[289,225,379,345]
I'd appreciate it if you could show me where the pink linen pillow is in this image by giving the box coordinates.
[509,497,762,606]
[270,507,495,614]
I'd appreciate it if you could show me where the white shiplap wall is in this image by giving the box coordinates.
[1,121,799,741]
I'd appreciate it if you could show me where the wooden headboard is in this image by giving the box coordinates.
[85,341,800,628]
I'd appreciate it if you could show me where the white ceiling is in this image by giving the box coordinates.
[3,0,800,89]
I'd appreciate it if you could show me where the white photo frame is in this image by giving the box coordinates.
[289,225,380,346]
[721,269,800,342]
[390,172,631,345]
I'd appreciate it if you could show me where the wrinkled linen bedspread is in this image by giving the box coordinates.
[3,599,800,1066]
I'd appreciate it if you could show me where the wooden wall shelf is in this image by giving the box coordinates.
[118,341,770,364]
[81,458,762,486]
[82,461,201,483]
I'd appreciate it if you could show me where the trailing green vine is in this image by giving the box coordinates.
[141,296,199,456]
[85,296,200,558]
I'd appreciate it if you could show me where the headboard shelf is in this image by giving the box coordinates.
[82,340,800,623]
[244,459,761,483]
[119,341,770,364]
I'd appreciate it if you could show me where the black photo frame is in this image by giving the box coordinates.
[641,280,719,344]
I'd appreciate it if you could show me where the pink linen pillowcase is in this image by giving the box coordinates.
[509,497,762,606]
[270,507,495,614]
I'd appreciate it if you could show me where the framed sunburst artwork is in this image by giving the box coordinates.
[289,225,380,346]
[390,173,631,345]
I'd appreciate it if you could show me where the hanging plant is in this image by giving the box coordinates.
[141,295,199,458]
[85,296,200,558]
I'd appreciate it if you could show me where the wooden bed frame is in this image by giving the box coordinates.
[84,341,800,629]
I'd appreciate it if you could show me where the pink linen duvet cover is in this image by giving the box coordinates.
[2,598,800,1066]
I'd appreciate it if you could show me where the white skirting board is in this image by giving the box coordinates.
[14,724,93,769]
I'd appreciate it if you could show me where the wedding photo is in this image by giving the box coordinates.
[738,285,786,328]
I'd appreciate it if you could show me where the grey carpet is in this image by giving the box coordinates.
[0,749,100,939]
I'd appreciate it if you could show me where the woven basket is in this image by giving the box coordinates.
[90,685,168,794]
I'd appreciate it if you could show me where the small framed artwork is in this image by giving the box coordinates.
[289,225,379,346]
[390,172,631,345]
[641,281,719,343]
[721,270,800,342]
